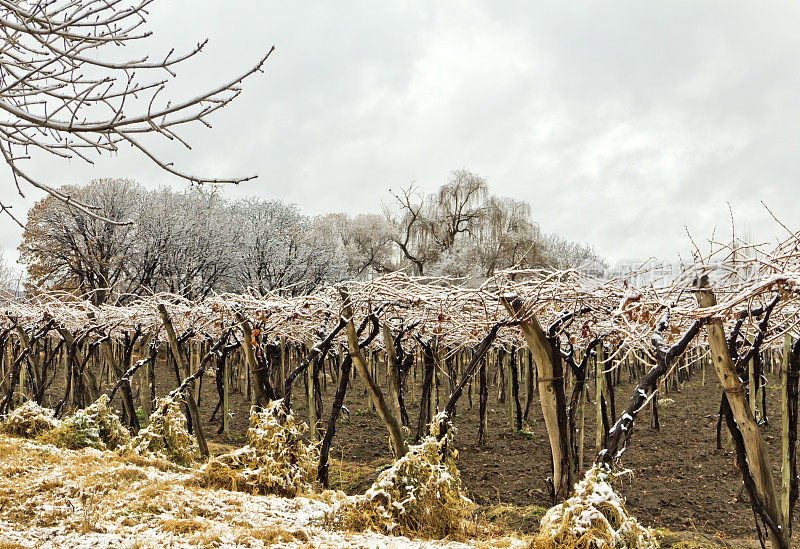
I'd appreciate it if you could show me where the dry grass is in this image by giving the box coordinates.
[161,516,205,534]
[327,457,375,492]
[239,524,306,545]
[531,464,658,549]
[197,401,318,497]
[335,414,475,539]
[0,430,529,548]
[480,503,548,536]
[124,397,198,465]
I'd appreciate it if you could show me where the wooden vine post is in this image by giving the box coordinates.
[408,348,415,404]
[578,372,587,471]
[2,340,10,394]
[697,283,784,547]
[222,352,230,437]
[339,287,407,459]
[140,338,153,420]
[234,311,269,409]
[279,336,286,398]
[307,336,317,440]
[595,345,605,450]
[382,324,405,430]
[429,341,438,423]
[506,348,514,431]
[435,342,442,414]
[702,346,706,386]
[750,350,757,418]
[412,336,436,440]
[478,353,488,445]
[55,326,92,411]
[510,347,522,431]
[17,332,27,406]
[193,341,202,406]
[781,333,792,530]
[501,295,574,502]
[157,303,209,457]
[17,345,25,405]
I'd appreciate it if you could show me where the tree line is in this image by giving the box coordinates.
[18,171,604,304]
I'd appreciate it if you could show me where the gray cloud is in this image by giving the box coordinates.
[3,1,800,269]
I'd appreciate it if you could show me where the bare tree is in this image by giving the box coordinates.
[18,178,141,304]
[543,233,606,272]
[384,171,604,280]
[424,169,488,251]
[234,198,343,295]
[385,171,488,276]
[19,181,238,302]
[0,0,273,224]
[149,187,237,299]
[312,213,395,278]
[385,185,429,275]
[18,181,355,302]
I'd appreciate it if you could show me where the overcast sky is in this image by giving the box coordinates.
[3,1,800,271]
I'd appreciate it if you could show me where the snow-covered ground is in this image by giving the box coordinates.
[0,435,526,548]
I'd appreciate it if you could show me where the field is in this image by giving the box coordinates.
[3,1,799,546]
[2,350,775,548]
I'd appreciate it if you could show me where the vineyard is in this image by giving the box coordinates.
[0,236,798,548]
[0,0,795,547]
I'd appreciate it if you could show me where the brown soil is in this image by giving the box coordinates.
[40,354,789,543]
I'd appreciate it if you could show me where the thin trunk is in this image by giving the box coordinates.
[478,355,488,445]
[318,355,353,487]
[340,288,407,459]
[510,346,522,431]
[416,341,435,441]
[157,304,208,457]
[382,324,405,429]
[502,296,573,503]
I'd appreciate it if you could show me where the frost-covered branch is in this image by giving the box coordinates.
[0,0,273,221]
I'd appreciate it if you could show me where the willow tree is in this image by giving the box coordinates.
[386,170,488,276]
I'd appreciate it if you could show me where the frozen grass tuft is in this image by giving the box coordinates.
[531,463,658,549]
[42,395,130,450]
[197,400,319,497]
[334,412,474,539]
[0,400,60,438]
[124,396,198,465]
